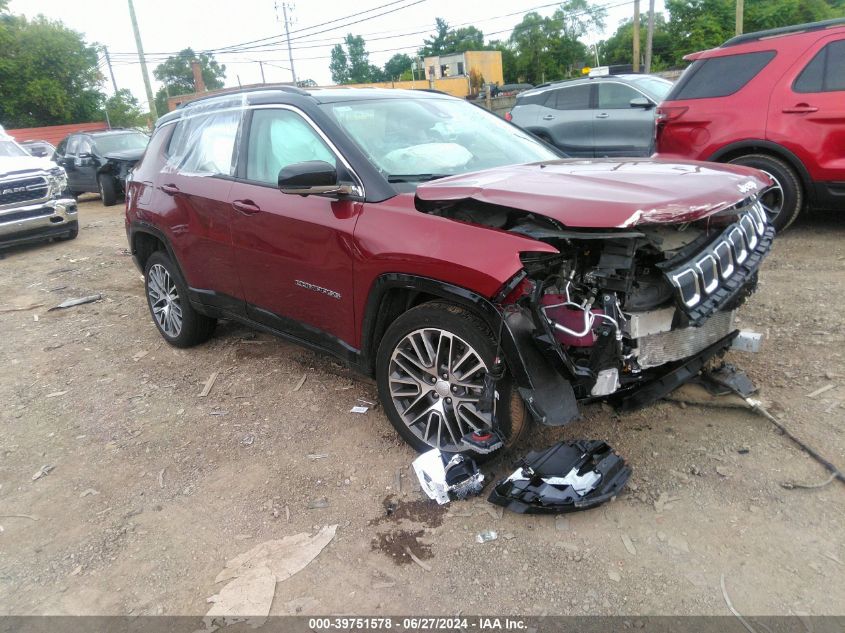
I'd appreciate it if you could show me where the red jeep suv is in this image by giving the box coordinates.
[655,18,845,231]
[126,87,773,454]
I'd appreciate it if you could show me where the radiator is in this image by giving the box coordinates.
[635,311,734,369]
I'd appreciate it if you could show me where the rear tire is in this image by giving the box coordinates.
[728,153,802,232]
[143,251,216,348]
[98,174,118,207]
[376,301,527,454]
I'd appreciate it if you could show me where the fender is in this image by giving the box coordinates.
[128,220,185,278]
[708,139,813,193]
[359,273,580,426]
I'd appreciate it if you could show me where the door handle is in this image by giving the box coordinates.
[160,183,181,195]
[595,112,610,119]
[782,103,818,113]
[541,115,555,120]
[232,199,261,215]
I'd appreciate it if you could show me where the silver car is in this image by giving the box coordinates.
[508,74,673,157]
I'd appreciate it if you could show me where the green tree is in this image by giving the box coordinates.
[600,13,672,70]
[419,17,451,56]
[488,40,519,83]
[152,48,225,115]
[384,53,413,80]
[328,35,378,84]
[664,0,843,66]
[0,13,104,127]
[105,89,146,128]
[329,44,349,84]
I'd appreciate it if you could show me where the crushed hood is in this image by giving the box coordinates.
[414,159,772,228]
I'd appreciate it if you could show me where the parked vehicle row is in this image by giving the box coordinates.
[507,18,845,231]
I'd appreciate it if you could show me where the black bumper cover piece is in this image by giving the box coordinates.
[488,440,631,514]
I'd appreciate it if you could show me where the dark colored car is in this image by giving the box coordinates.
[19,140,56,158]
[55,129,149,206]
[654,18,845,231]
[126,87,773,455]
[507,73,673,157]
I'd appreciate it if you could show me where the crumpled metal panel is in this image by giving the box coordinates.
[636,310,734,368]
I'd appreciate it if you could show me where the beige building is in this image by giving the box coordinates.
[423,50,504,87]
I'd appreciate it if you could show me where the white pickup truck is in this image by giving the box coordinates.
[0,129,78,249]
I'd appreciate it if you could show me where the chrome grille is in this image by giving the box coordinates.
[664,202,772,326]
[0,175,49,207]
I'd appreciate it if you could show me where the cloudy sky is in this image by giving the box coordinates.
[9,0,664,110]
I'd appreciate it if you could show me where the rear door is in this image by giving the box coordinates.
[542,84,595,157]
[228,106,361,349]
[593,82,656,157]
[158,108,243,309]
[767,35,845,186]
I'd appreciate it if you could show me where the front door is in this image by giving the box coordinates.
[767,35,845,186]
[593,82,656,157]
[74,137,99,192]
[229,107,361,351]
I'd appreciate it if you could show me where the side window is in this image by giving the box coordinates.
[794,39,845,93]
[547,85,591,110]
[598,83,643,109]
[668,51,776,100]
[56,139,67,155]
[78,138,92,155]
[245,109,336,185]
[66,136,80,156]
[166,109,241,175]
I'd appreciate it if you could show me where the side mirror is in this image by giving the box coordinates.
[630,97,654,109]
[77,152,93,159]
[277,160,352,196]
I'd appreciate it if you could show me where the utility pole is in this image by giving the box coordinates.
[127,0,157,119]
[735,0,744,35]
[259,61,266,84]
[103,46,119,94]
[645,0,655,73]
[632,0,641,72]
[281,3,298,84]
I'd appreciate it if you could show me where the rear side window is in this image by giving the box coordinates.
[66,136,80,155]
[245,109,336,185]
[547,84,591,110]
[794,39,845,93]
[667,51,776,100]
[166,109,241,175]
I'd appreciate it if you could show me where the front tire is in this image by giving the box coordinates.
[728,153,802,232]
[144,251,216,348]
[376,302,527,454]
[98,174,118,207]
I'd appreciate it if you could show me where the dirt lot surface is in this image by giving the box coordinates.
[1,198,844,617]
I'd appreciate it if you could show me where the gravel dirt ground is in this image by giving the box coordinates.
[1,197,843,617]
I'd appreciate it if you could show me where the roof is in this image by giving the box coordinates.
[157,85,458,126]
[519,74,665,97]
[721,17,845,48]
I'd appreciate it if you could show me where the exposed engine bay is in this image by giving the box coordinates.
[420,195,774,422]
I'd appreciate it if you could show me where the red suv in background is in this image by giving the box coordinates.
[655,18,845,231]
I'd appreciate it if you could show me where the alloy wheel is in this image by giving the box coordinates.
[147,263,183,338]
[759,169,784,223]
[388,327,492,451]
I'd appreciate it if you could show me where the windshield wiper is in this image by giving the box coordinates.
[387,173,451,183]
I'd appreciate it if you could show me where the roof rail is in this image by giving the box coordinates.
[721,17,845,47]
[177,84,310,109]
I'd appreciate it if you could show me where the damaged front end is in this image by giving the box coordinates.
[419,183,774,427]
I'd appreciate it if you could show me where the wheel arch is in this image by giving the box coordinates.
[129,222,187,282]
[708,140,813,196]
[359,273,533,388]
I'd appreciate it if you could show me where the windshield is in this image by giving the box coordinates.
[92,132,148,155]
[0,139,29,158]
[630,76,674,101]
[320,97,559,185]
